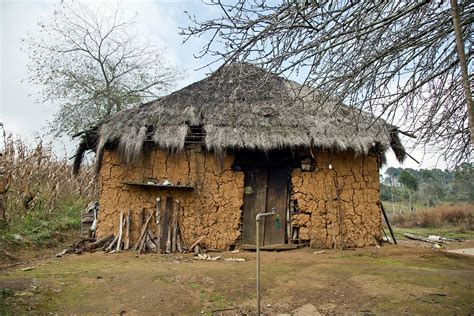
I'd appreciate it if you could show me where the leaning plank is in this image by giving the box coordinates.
[134,211,154,251]
[171,200,179,253]
[164,198,173,253]
[177,216,187,250]
[155,197,161,253]
[124,210,131,250]
[135,208,147,251]
[176,230,183,253]
[116,211,124,252]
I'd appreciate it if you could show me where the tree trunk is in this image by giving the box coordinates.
[408,190,414,213]
[450,0,474,144]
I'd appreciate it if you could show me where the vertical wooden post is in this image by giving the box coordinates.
[155,197,161,253]
[124,210,131,250]
[116,210,124,252]
[171,200,179,253]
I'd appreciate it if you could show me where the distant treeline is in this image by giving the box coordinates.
[381,163,473,208]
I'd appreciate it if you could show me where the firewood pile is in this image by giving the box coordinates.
[57,198,209,256]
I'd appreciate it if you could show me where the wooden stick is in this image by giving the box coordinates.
[134,210,154,251]
[403,233,450,245]
[145,231,157,252]
[381,203,397,245]
[175,200,186,252]
[141,228,157,253]
[177,215,187,250]
[105,235,118,252]
[146,230,156,246]
[84,234,114,251]
[155,197,161,253]
[171,200,179,253]
[116,211,124,252]
[141,215,154,252]
[176,230,183,253]
[165,203,173,254]
[124,210,131,250]
[137,208,146,252]
[189,236,205,251]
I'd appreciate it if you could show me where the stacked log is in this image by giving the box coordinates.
[57,196,193,256]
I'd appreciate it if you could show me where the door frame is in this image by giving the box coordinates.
[241,165,291,246]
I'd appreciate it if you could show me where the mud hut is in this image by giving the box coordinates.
[74,63,406,251]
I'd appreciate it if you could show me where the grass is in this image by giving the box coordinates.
[1,248,472,315]
[0,134,96,254]
[382,200,427,213]
[382,202,474,243]
[0,288,15,315]
[391,226,474,241]
[0,199,86,249]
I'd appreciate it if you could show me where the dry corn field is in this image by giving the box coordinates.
[0,133,97,231]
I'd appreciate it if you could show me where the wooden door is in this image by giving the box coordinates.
[241,167,289,246]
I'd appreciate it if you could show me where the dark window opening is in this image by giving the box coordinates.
[185,125,206,145]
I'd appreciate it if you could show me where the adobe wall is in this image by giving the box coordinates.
[98,148,244,250]
[98,148,381,250]
[291,152,381,248]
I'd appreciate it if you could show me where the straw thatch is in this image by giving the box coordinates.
[73,63,405,173]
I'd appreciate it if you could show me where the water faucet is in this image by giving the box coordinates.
[255,207,280,315]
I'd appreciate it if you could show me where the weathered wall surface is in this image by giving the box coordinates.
[291,152,381,248]
[98,148,244,250]
[98,148,381,250]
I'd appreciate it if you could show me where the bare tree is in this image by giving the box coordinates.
[181,0,473,165]
[23,0,180,136]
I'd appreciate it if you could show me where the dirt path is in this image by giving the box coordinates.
[1,245,473,315]
[447,248,474,256]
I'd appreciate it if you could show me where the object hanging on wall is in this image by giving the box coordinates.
[300,157,316,172]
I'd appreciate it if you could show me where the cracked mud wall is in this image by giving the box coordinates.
[291,151,381,248]
[98,147,381,250]
[98,148,244,250]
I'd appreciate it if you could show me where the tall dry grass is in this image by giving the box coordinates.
[390,202,474,230]
[0,133,97,245]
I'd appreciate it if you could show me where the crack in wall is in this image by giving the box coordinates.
[97,149,381,250]
[290,151,381,248]
[97,148,244,250]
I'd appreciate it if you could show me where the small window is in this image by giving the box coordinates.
[185,125,205,145]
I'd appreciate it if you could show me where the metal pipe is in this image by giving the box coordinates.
[256,208,278,315]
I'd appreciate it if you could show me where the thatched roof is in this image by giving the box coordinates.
[73,63,406,173]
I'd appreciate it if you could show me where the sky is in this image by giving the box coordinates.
[0,0,447,171]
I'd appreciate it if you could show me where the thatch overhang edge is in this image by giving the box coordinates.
[72,63,407,174]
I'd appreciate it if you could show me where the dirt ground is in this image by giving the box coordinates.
[1,243,473,315]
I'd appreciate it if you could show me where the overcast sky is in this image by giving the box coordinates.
[0,0,447,171]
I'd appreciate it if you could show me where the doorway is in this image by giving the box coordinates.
[241,166,289,246]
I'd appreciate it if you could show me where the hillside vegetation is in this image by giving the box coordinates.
[381,166,473,239]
